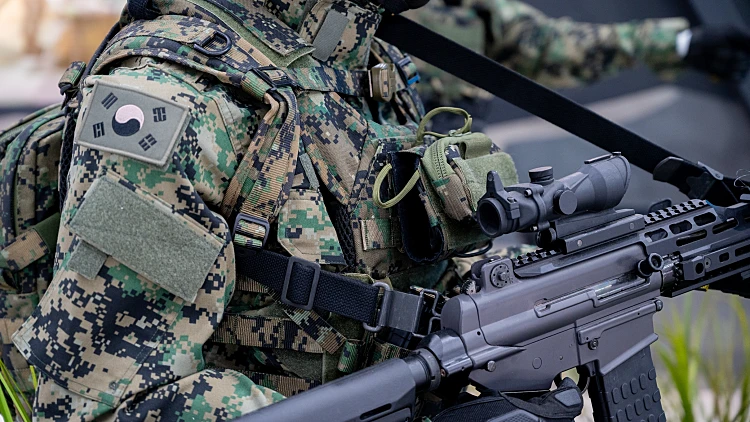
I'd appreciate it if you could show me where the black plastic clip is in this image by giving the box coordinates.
[194,31,233,57]
[251,66,295,90]
[281,257,321,311]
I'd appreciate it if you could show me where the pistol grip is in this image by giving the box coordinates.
[589,347,666,422]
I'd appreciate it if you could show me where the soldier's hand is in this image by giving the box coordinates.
[683,25,750,80]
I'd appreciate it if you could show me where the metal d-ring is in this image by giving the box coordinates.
[194,31,233,57]
[363,282,392,333]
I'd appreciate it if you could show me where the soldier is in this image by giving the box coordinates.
[405,0,750,110]
[8,0,454,420]
[3,1,750,422]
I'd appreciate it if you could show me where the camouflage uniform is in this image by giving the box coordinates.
[6,0,506,420]
[404,0,689,104]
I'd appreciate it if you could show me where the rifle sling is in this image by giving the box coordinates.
[235,249,423,333]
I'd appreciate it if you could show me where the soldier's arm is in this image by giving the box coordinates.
[474,0,689,88]
[11,59,282,420]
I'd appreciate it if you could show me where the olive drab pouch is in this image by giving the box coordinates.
[374,108,518,263]
[0,103,66,411]
[420,109,518,222]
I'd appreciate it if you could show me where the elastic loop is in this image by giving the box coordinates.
[416,107,472,144]
[373,163,421,209]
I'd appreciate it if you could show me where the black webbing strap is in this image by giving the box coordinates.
[375,15,679,174]
[235,250,424,331]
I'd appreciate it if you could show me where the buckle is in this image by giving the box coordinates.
[368,63,396,102]
[232,213,270,249]
[251,66,295,90]
[363,282,393,333]
[413,288,442,338]
[281,257,321,311]
[363,285,443,336]
[193,31,233,57]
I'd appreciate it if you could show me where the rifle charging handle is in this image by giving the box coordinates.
[637,253,664,278]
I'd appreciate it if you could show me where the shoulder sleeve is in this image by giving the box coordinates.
[12,63,270,419]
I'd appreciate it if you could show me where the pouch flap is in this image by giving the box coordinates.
[277,188,346,265]
[421,132,518,221]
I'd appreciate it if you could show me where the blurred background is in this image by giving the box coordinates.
[1,0,749,420]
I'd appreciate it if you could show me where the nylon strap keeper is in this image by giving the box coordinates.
[0,213,60,272]
[234,248,429,334]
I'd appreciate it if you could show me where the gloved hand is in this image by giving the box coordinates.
[683,25,750,80]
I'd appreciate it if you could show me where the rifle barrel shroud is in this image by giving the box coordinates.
[242,157,750,422]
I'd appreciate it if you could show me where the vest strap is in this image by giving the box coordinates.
[233,276,348,355]
[211,314,325,353]
[239,370,321,397]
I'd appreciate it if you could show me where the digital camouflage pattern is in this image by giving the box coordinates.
[3,0,501,420]
[1,0,536,420]
[404,0,690,104]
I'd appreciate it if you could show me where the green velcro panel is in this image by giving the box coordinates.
[68,241,107,280]
[69,176,223,302]
[312,10,350,61]
[299,153,320,191]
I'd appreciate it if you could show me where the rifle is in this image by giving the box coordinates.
[239,154,750,422]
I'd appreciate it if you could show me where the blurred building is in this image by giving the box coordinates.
[0,0,123,123]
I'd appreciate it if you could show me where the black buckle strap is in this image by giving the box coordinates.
[235,248,430,333]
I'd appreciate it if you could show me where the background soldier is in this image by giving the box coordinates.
[405,0,750,123]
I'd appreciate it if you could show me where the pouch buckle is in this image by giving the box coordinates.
[368,63,397,102]
[232,213,270,250]
[251,66,295,90]
[281,257,321,311]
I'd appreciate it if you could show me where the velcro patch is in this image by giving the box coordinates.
[312,10,350,61]
[76,80,189,166]
[68,175,223,302]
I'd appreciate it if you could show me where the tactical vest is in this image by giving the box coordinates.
[2,0,518,401]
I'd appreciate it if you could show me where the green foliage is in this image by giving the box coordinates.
[656,293,750,421]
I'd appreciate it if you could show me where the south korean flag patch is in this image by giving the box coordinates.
[76,80,189,166]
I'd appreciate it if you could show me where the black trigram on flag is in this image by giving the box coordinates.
[102,93,118,109]
[93,122,105,138]
[153,107,167,122]
[139,134,157,151]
